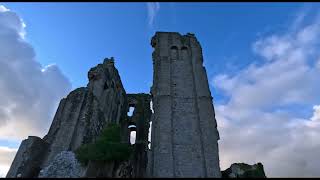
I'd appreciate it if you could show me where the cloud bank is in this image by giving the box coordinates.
[0,5,71,141]
[213,8,320,177]
[0,146,17,177]
[0,4,72,177]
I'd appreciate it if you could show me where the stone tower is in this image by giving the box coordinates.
[148,32,221,177]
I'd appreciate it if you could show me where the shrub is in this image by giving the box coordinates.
[75,123,132,165]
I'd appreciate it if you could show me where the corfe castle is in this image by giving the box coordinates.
[6,32,266,178]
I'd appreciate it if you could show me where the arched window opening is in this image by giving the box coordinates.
[127,106,135,117]
[128,124,137,145]
[181,46,188,60]
[128,124,136,129]
[170,46,179,60]
[130,130,136,145]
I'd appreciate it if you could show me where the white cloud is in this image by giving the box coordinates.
[0,146,17,165]
[0,4,71,177]
[212,8,320,177]
[311,105,320,122]
[0,146,17,177]
[0,6,71,142]
[0,5,9,12]
[146,2,160,27]
[0,165,10,177]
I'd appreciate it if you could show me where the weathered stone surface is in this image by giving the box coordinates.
[83,93,152,178]
[85,161,116,177]
[148,32,221,177]
[221,163,267,178]
[7,33,227,178]
[114,160,134,178]
[38,151,84,178]
[7,58,129,178]
[6,136,49,178]
[41,87,88,167]
[40,58,128,169]
[84,160,134,178]
[127,93,152,178]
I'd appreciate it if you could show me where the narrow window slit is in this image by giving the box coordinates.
[127,106,135,117]
[148,121,152,149]
[150,100,154,114]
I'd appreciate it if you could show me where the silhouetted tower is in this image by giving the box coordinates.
[148,32,221,177]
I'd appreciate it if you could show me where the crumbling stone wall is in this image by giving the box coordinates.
[38,151,84,178]
[221,163,267,178]
[127,93,151,178]
[6,58,128,178]
[41,58,127,169]
[7,32,224,178]
[77,93,152,178]
[6,136,49,178]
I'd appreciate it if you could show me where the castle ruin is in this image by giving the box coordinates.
[6,32,222,178]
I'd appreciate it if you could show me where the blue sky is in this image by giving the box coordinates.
[1,2,320,177]
[0,2,303,94]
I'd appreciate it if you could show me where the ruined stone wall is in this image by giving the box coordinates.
[75,93,152,178]
[41,58,127,168]
[149,32,221,177]
[7,33,222,178]
[6,136,49,178]
[6,58,128,178]
[127,93,151,178]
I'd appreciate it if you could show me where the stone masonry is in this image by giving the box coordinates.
[6,136,49,178]
[7,32,223,178]
[6,58,128,177]
[148,32,221,177]
[41,58,128,169]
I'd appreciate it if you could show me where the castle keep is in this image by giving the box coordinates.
[148,32,221,177]
[6,32,221,178]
